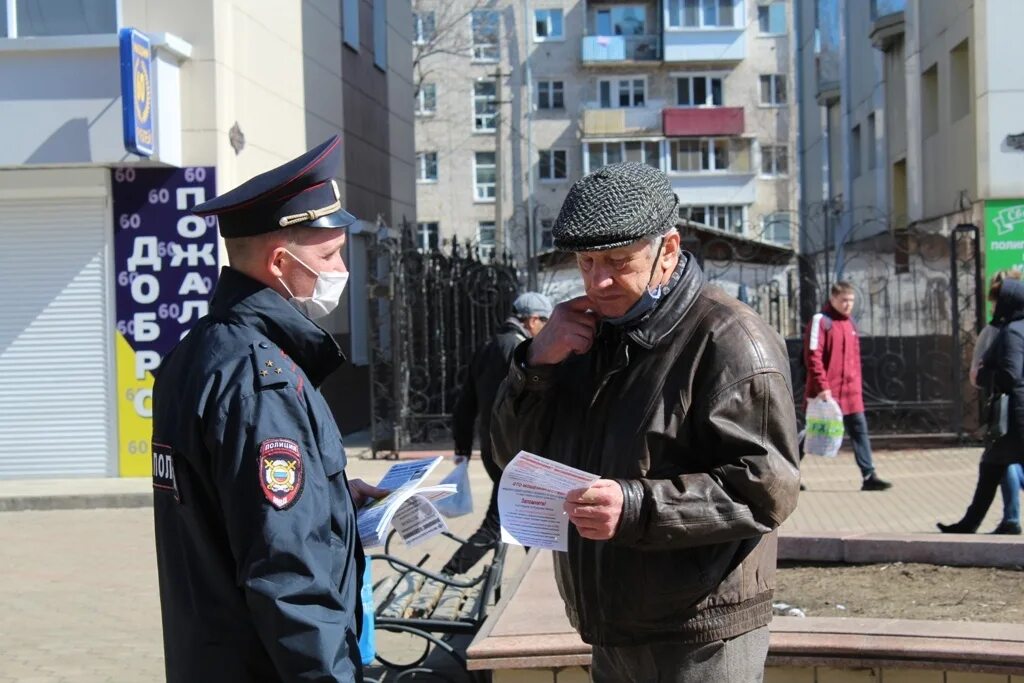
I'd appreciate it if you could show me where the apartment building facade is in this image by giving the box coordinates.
[0,0,415,477]
[796,0,1024,286]
[413,0,799,298]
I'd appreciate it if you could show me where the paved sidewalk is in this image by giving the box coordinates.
[0,445,1016,682]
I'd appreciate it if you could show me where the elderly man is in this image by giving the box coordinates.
[491,163,801,682]
[152,137,384,682]
[443,291,553,575]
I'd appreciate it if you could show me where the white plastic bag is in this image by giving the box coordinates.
[804,398,844,458]
[433,460,474,518]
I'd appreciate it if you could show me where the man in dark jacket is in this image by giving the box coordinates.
[490,163,801,682]
[803,281,892,490]
[442,291,552,574]
[152,137,384,682]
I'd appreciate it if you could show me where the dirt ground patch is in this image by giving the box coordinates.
[775,562,1024,622]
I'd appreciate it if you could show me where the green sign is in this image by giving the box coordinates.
[984,199,1024,319]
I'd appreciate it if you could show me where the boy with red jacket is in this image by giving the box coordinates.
[804,281,893,491]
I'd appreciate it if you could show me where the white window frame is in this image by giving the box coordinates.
[759,74,787,106]
[477,221,497,259]
[595,5,648,36]
[416,222,440,251]
[665,0,739,30]
[471,10,500,62]
[583,139,663,174]
[533,8,564,42]
[416,83,437,116]
[413,11,435,45]
[474,152,496,202]
[761,212,791,244]
[539,149,568,182]
[473,80,498,132]
[680,204,747,234]
[760,144,788,177]
[674,73,725,107]
[1,0,121,37]
[416,151,438,183]
[669,138,732,173]
[536,80,565,110]
[598,76,647,109]
[757,2,786,36]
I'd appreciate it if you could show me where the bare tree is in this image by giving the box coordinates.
[412,0,492,97]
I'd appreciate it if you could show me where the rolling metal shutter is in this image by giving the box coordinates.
[0,190,113,477]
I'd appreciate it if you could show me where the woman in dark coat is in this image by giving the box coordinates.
[938,276,1024,533]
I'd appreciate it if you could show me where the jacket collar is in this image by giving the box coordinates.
[209,267,346,386]
[823,302,848,320]
[601,252,705,350]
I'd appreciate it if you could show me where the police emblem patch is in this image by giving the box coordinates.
[258,438,304,510]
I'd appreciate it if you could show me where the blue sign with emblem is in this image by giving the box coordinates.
[119,28,155,157]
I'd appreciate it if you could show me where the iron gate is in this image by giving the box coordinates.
[367,222,520,457]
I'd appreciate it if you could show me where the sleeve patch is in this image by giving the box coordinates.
[259,438,304,510]
[152,442,181,503]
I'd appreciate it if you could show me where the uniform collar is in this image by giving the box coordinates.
[209,267,346,386]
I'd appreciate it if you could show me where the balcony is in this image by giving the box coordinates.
[582,106,662,137]
[663,28,745,63]
[663,107,744,137]
[668,138,755,205]
[581,35,661,64]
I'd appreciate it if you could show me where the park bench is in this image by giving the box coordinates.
[367,529,508,682]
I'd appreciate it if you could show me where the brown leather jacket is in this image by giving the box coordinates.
[491,258,801,646]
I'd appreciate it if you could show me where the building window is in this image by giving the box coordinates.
[761,144,788,177]
[534,9,564,41]
[850,125,862,179]
[595,6,647,36]
[666,0,736,29]
[676,75,724,107]
[416,222,440,251]
[537,80,565,110]
[416,83,437,116]
[757,2,786,35]
[471,10,500,61]
[680,205,746,234]
[585,141,661,173]
[867,113,877,169]
[474,152,496,201]
[762,213,791,244]
[343,0,359,50]
[3,0,117,37]
[669,139,731,172]
[921,64,939,137]
[473,81,498,132]
[540,218,555,249]
[950,40,970,122]
[598,77,646,108]
[413,11,435,44]
[539,150,568,181]
[373,0,387,70]
[759,74,787,105]
[477,221,497,259]
[417,152,438,182]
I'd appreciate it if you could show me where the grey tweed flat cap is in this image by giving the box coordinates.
[552,162,679,252]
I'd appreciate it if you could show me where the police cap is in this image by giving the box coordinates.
[192,136,357,238]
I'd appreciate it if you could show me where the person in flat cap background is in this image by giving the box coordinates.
[151,135,385,683]
[442,291,553,575]
[490,162,801,682]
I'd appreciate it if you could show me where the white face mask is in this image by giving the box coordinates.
[278,249,349,320]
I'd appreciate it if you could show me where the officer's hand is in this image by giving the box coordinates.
[527,295,598,366]
[817,390,834,403]
[349,479,389,509]
[564,480,624,541]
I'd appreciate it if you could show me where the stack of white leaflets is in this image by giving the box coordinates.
[356,456,457,547]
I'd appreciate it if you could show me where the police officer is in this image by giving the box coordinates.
[152,136,384,682]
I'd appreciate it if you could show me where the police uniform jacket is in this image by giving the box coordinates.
[152,266,363,682]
